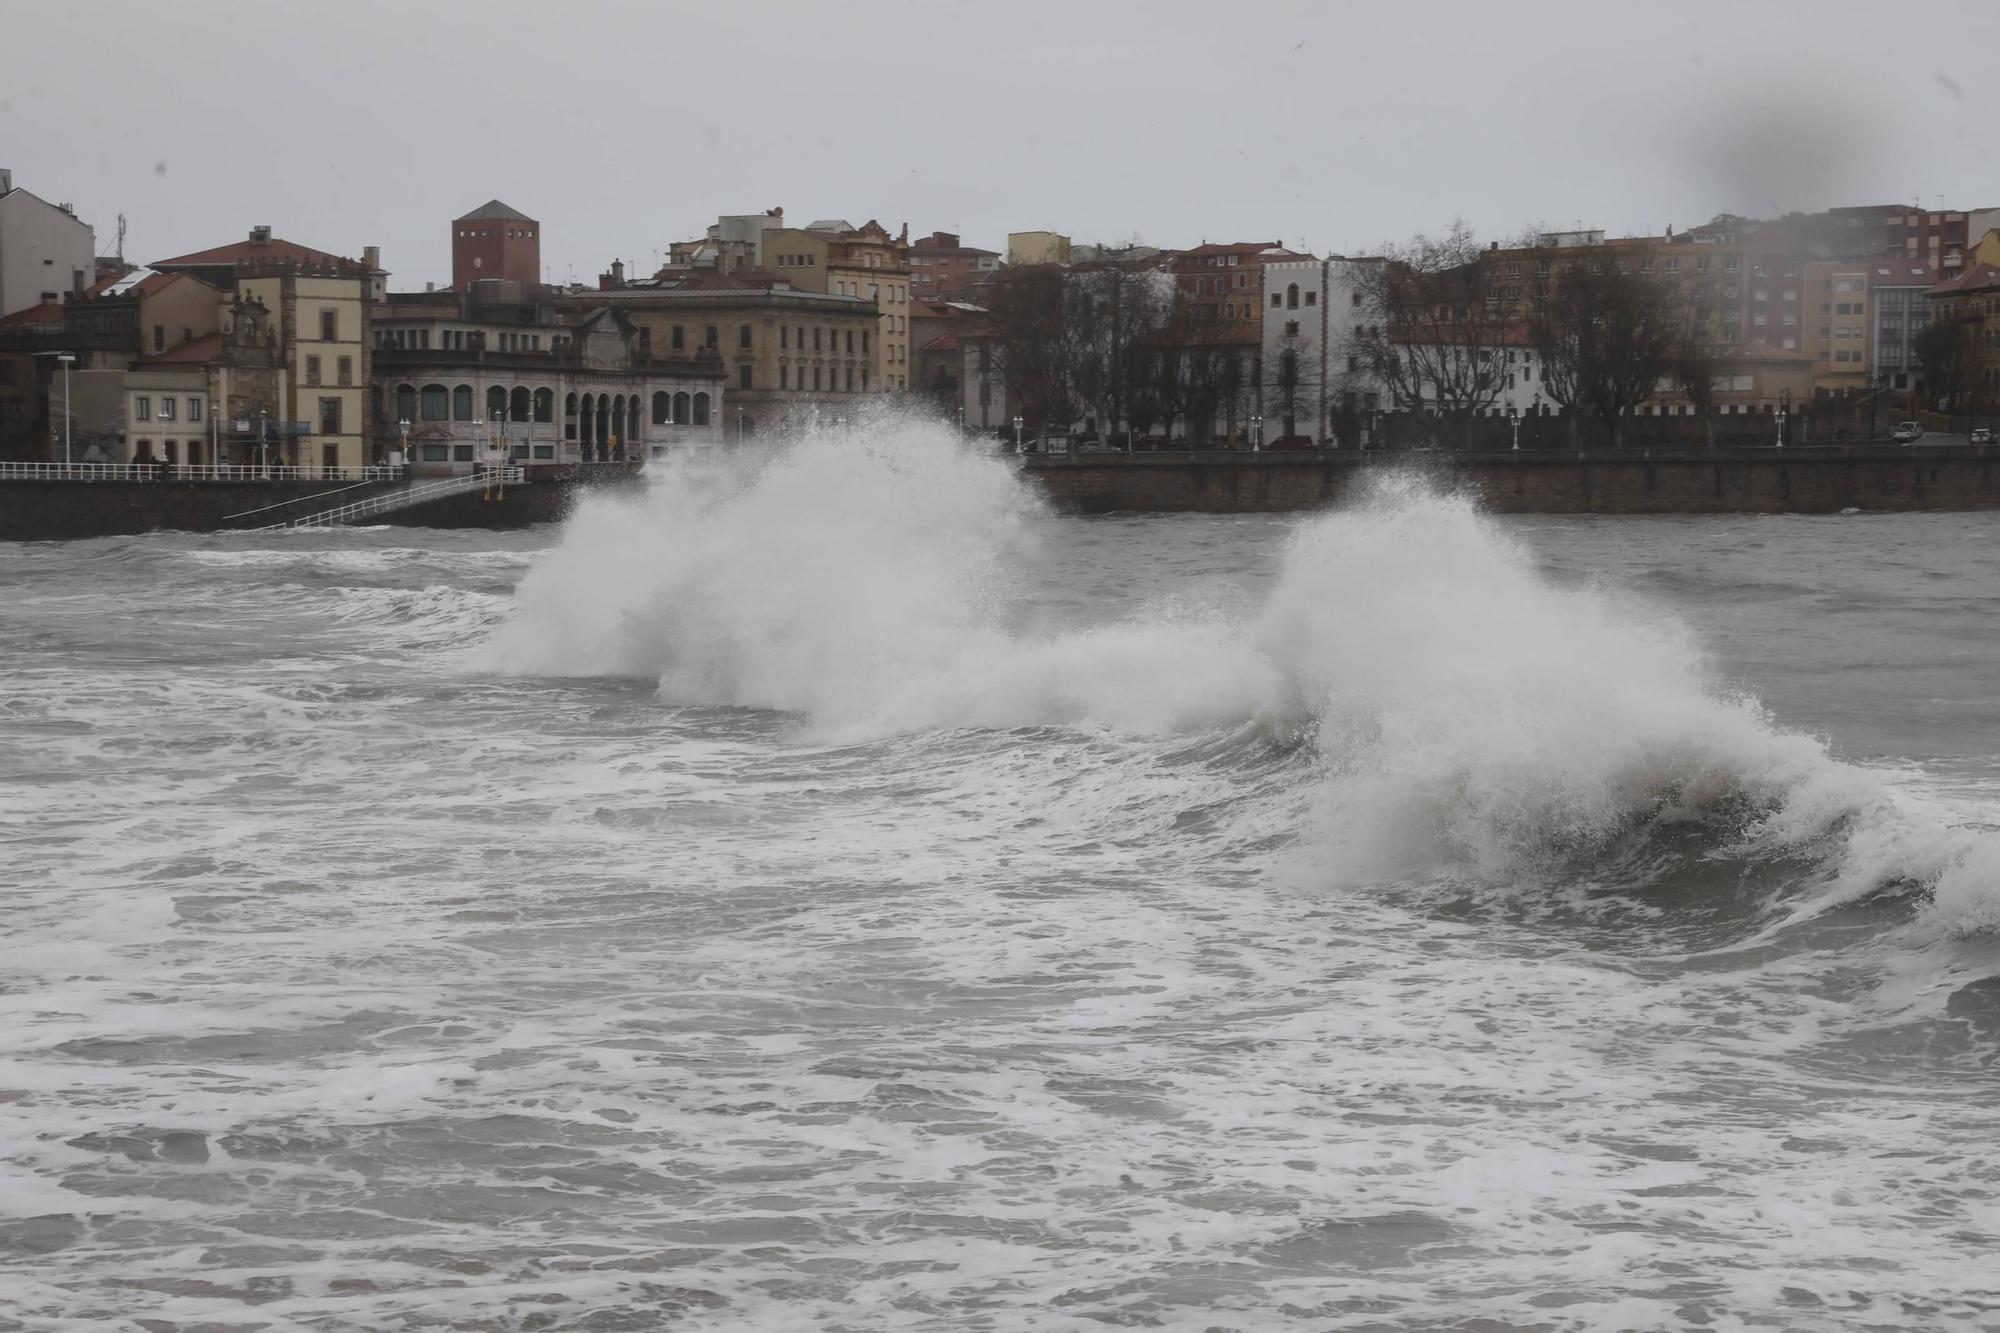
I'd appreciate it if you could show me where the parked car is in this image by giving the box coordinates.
[1892,421,1924,443]
[1971,427,1994,445]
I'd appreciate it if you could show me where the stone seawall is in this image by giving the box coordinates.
[0,469,644,541]
[1023,445,2000,515]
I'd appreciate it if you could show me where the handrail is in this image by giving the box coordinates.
[0,462,409,483]
[259,468,525,530]
[222,478,386,523]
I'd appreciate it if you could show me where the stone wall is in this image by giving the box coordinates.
[1023,446,2000,515]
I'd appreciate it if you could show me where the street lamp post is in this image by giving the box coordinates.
[1508,404,1521,452]
[398,417,410,473]
[57,353,75,467]
[1013,415,1023,452]
[1776,387,1789,448]
[737,405,745,443]
[1250,413,1263,452]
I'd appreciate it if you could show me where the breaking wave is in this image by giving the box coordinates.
[489,415,1997,929]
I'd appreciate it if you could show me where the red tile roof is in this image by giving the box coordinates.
[139,332,226,365]
[1868,259,1938,288]
[153,236,356,269]
[0,301,64,326]
[1930,262,2000,297]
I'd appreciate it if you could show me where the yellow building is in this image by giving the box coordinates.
[763,219,913,392]
[150,229,375,470]
[1804,261,1871,391]
[1007,231,1071,267]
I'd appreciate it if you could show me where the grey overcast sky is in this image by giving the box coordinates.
[5,0,1997,286]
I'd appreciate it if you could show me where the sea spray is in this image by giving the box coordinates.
[489,421,1997,924]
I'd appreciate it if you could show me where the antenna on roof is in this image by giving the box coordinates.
[116,214,126,264]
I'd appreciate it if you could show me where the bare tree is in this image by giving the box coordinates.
[1350,221,1516,444]
[1915,318,1969,411]
[1669,292,1725,447]
[1526,252,1678,447]
[1264,327,1311,442]
[1068,248,1169,446]
[985,263,1080,435]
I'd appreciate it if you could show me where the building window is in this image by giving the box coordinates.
[453,385,473,420]
[672,325,685,351]
[421,384,448,420]
[813,328,822,352]
[862,331,870,354]
[319,397,342,435]
[1287,283,1300,309]
[739,324,752,350]
[153,324,165,352]
[652,391,670,424]
[189,398,201,422]
[813,366,822,391]
[738,363,753,390]
[320,310,338,341]
[134,396,150,421]
[780,365,789,389]
[396,385,416,421]
[692,393,710,426]
[705,326,718,348]
[1270,292,1282,308]
[780,326,789,350]
[1305,291,1316,306]
[306,355,322,385]
[847,366,855,391]
[534,388,553,423]
[337,355,353,386]
[159,398,176,421]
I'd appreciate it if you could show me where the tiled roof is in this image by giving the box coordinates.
[458,199,534,222]
[153,236,355,269]
[1930,262,2000,296]
[139,332,226,364]
[0,301,64,326]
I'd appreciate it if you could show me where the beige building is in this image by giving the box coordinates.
[1804,261,1871,391]
[1007,231,1071,267]
[565,270,879,437]
[764,219,913,392]
[150,229,375,470]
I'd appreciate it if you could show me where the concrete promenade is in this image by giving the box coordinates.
[1022,444,2000,515]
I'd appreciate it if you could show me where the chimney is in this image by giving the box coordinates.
[610,258,625,285]
[425,281,435,293]
[0,168,12,194]
[249,225,272,244]
[362,245,380,271]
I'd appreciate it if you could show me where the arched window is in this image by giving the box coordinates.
[627,397,640,441]
[452,385,473,421]
[564,392,578,441]
[420,384,448,420]
[533,388,554,423]
[673,391,691,425]
[652,391,670,424]
[486,386,506,420]
[1287,283,1300,310]
[395,384,416,422]
[511,386,531,422]
[369,385,383,422]
[692,392,710,426]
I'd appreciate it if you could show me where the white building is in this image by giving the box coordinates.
[1257,256,1386,445]
[0,169,95,319]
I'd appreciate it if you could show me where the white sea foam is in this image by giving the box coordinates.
[490,416,1998,924]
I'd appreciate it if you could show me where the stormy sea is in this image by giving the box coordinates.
[4,420,1997,1332]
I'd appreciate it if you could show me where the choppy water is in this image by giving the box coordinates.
[4,422,1999,1332]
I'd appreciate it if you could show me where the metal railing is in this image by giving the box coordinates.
[260,468,524,530]
[0,463,409,483]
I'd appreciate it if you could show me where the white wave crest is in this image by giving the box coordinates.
[488,417,1998,925]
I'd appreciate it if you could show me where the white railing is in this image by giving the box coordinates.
[0,462,409,483]
[262,468,524,530]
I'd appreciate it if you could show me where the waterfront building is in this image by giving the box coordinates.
[1006,231,1070,267]
[373,281,725,468]
[452,200,541,290]
[1868,259,1938,394]
[0,169,95,320]
[573,266,878,437]
[147,229,377,470]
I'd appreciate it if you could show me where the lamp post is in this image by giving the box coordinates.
[1250,413,1263,452]
[737,404,745,443]
[1776,387,1789,448]
[1508,404,1521,452]
[158,409,175,476]
[398,417,410,473]
[57,353,75,467]
[1013,415,1023,452]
